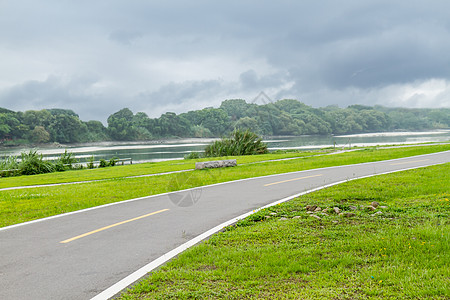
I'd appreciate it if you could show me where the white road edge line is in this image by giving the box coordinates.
[91,161,447,300]
[1,150,448,233]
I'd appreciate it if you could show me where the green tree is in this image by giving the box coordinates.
[156,112,192,137]
[86,120,109,141]
[48,114,89,143]
[182,108,230,136]
[132,112,152,140]
[324,110,363,134]
[107,108,137,141]
[192,125,212,138]
[0,113,12,139]
[234,116,260,133]
[31,126,51,143]
[22,110,53,128]
[220,99,254,120]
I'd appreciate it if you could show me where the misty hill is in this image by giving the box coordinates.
[0,99,449,145]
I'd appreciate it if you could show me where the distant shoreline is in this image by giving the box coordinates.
[2,129,449,151]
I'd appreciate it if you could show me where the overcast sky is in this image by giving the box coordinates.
[1,1,450,122]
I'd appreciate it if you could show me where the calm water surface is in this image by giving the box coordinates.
[1,130,449,164]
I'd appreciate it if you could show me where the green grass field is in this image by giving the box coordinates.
[0,151,324,189]
[0,144,449,228]
[117,163,450,299]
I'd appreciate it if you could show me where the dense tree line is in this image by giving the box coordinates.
[0,99,449,145]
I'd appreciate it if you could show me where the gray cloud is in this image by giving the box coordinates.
[109,30,144,45]
[0,1,449,123]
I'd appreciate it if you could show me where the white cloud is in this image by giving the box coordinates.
[376,79,450,108]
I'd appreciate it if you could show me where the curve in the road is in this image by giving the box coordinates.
[0,151,448,300]
[92,157,449,299]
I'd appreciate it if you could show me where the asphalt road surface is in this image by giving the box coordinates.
[1,151,449,299]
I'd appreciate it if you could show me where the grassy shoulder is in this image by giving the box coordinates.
[118,163,450,300]
[1,143,448,189]
[0,144,449,228]
[0,151,324,189]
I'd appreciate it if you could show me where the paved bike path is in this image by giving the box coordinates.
[0,151,448,300]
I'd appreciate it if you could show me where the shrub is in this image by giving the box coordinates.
[204,129,268,157]
[19,150,54,175]
[57,150,78,168]
[0,155,19,177]
[54,161,66,172]
[55,150,78,171]
[109,157,119,166]
[73,163,84,170]
[87,156,95,169]
[99,159,108,168]
[184,152,202,160]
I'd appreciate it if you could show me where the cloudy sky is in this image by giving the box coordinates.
[1,1,450,122]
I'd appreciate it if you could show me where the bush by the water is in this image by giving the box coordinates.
[184,151,202,160]
[204,129,268,157]
[0,149,120,177]
[98,157,119,167]
[0,155,20,176]
[19,150,55,175]
[55,149,79,171]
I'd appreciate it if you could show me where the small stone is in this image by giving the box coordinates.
[310,215,321,220]
[366,206,376,211]
[380,206,388,209]
[349,205,358,210]
[280,217,288,221]
[320,212,329,216]
[322,208,328,213]
[265,216,271,219]
[332,220,339,224]
[306,211,314,214]
[333,207,341,214]
[270,212,277,216]
[373,211,383,216]
[305,205,312,210]
[314,207,322,212]
[339,213,344,216]
[344,212,356,218]
[292,216,301,219]
[307,205,317,211]
[371,201,380,208]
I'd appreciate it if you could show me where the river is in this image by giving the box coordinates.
[1,130,449,164]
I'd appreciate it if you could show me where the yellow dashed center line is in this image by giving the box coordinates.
[389,159,429,166]
[60,209,170,244]
[264,174,323,187]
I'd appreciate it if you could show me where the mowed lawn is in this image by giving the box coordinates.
[118,163,449,299]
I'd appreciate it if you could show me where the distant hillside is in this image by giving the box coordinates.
[0,99,449,145]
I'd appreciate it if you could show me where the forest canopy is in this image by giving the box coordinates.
[0,99,449,145]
